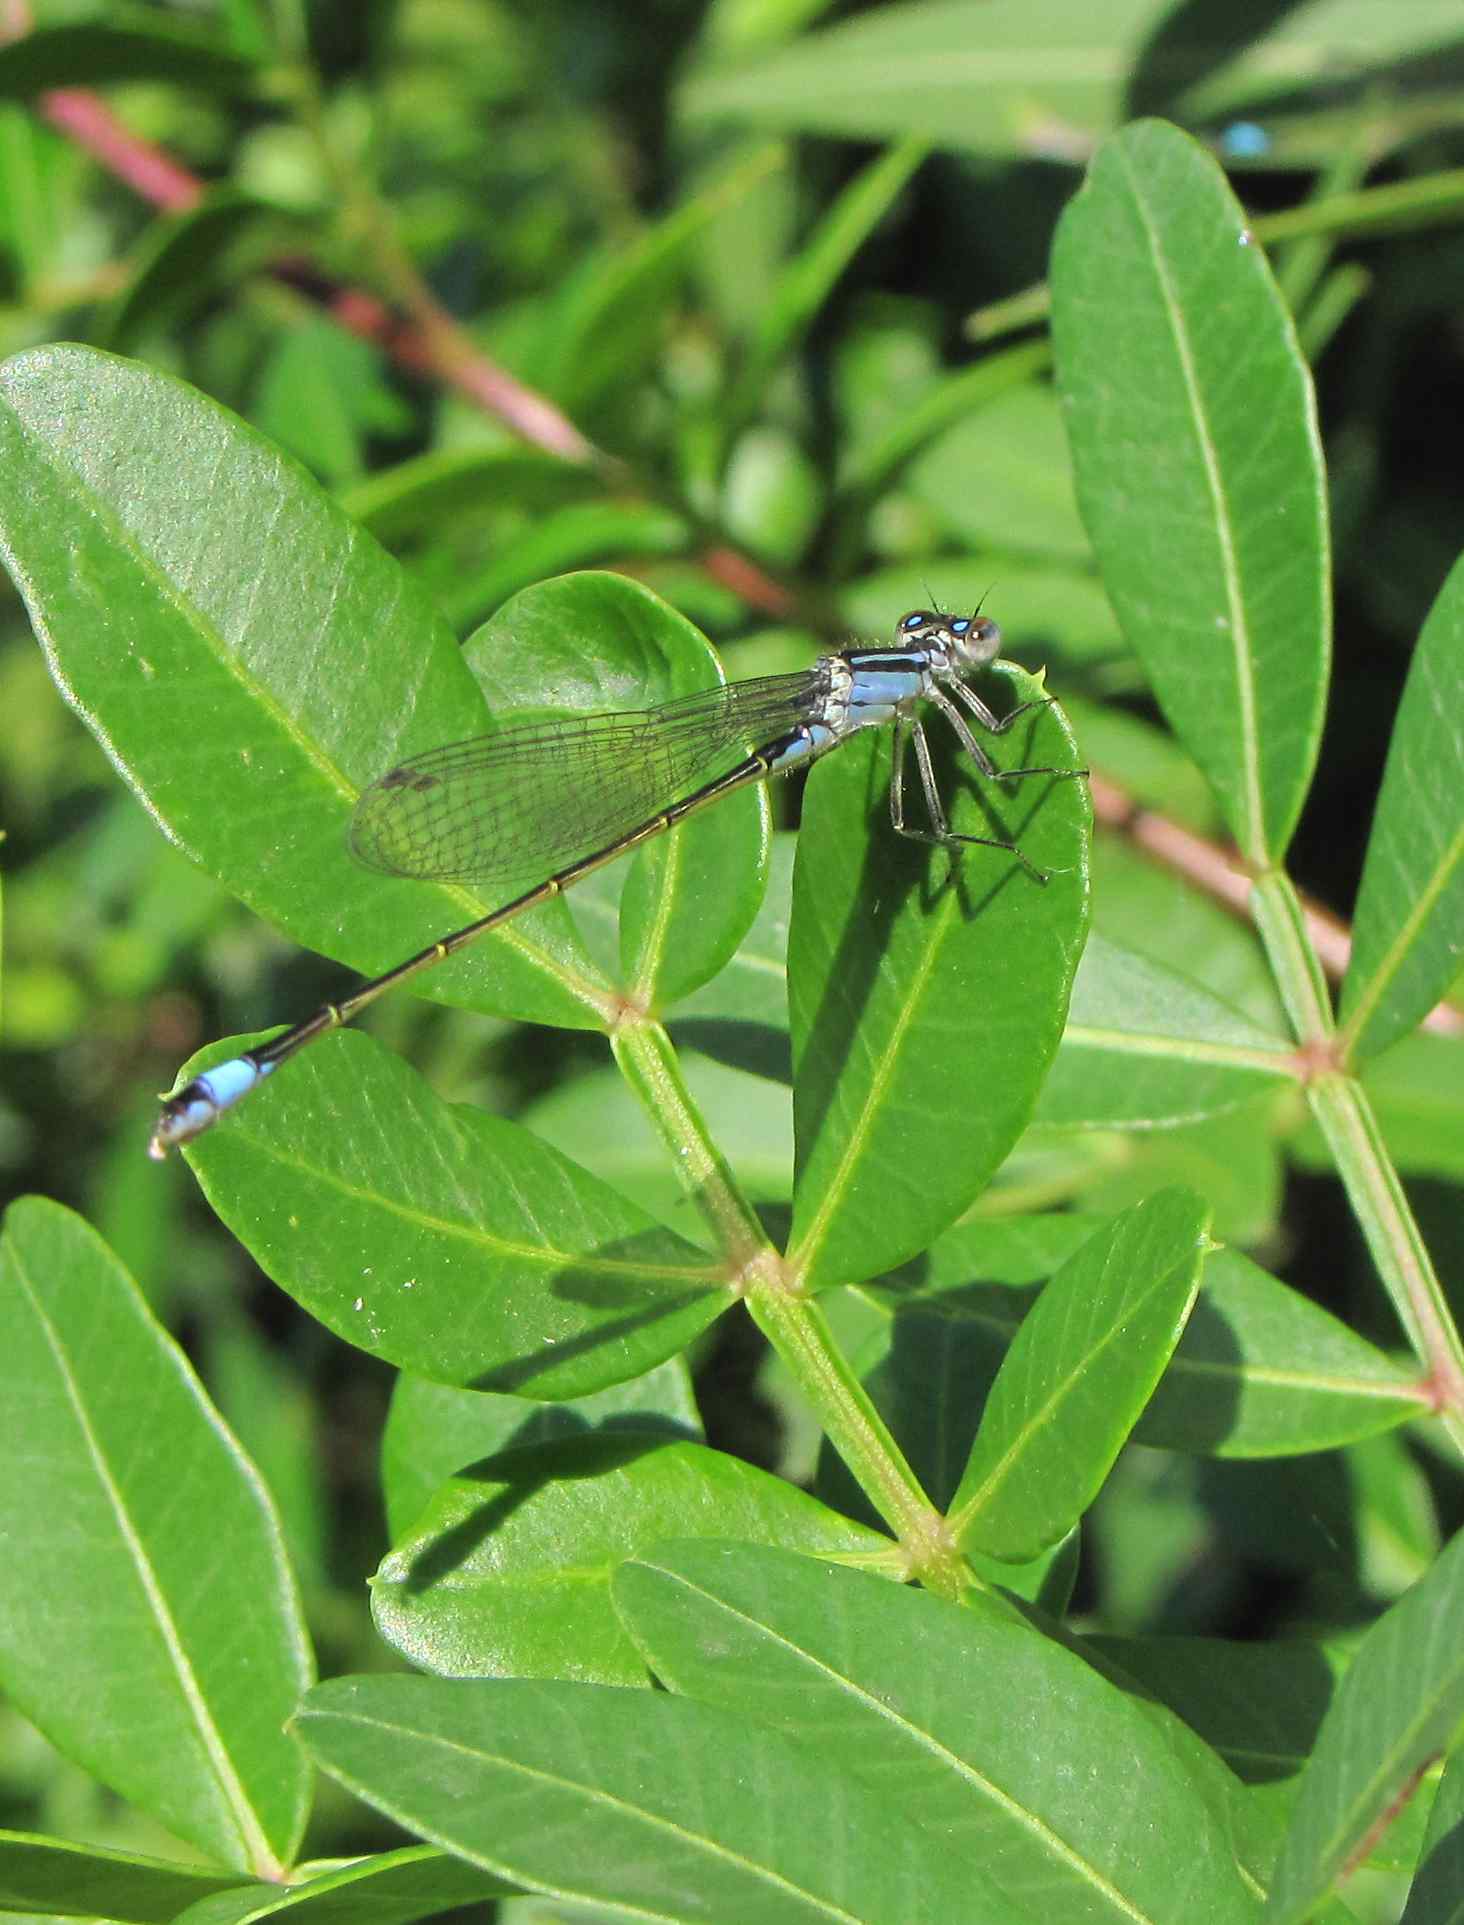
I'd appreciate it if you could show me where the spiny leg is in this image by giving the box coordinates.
[891,715,1049,884]
[945,678,1089,783]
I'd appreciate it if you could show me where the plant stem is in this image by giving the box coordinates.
[746,1290,965,1598]
[612,1017,963,1585]
[1252,872,1464,1447]
[1250,869,1335,1045]
[1308,1073,1464,1446]
[611,1019,770,1277]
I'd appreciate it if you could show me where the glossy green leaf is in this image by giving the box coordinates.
[298,1670,997,1921]
[952,1188,1209,1558]
[1052,120,1330,863]
[1340,551,1464,1064]
[1037,932,1297,1128]
[814,1321,1081,1607]
[866,1215,1422,1464]
[186,1030,727,1397]
[374,1432,887,1685]
[1138,1249,1426,1457]
[673,828,795,1049]
[615,1542,1260,1923]
[455,572,771,1010]
[0,1199,311,1873]
[0,1833,249,1923]
[0,344,606,1032]
[170,1848,514,1923]
[380,1358,701,1539]
[788,662,1090,1288]
[0,16,255,97]
[1072,1098,1284,1247]
[1265,1524,1464,1925]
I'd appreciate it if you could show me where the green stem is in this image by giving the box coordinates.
[1308,1074,1464,1448]
[1254,167,1464,249]
[1251,874,1464,1448]
[611,1018,770,1276]
[1250,869,1335,1044]
[745,1290,964,1598]
[612,1018,962,1582]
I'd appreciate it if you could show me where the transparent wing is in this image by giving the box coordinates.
[350,671,823,885]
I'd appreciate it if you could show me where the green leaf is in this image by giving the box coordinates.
[168,1847,514,1923]
[338,448,600,545]
[1138,1247,1425,1457]
[184,1030,727,1397]
[0,344,606,1033]
[374,1432,887,1685]
[724,137,927,434]
[1037,932,1297,1128]
[905,382,1093,565]
[615,1542,1261,1923]
[525,1047,793,1234]
[1339,550,1464,1064]
[1087,1635,1349,1794]
[0,1199,312,1873]
[788,662,1090,1289]
[1177,4,1464,126]
[832,341,1056,523]
[1051,120,1330,863]
[456,572,771,1011]
[380,1358,701,1540]
[1073,1099,1284,1247]
[296,1671,994,1919]
[254,321,411,486]
[0,14,255,97]
[1090,834,1287,1036]
[534,142,785,415]
[439,499,690,635]
[673,827,795,1045]
[867,1215,1423,1464]
[1264,1524,1464,1925]
[680,0,1170,155]
[952,1188,1210,1559]
[0,1832,250,1924]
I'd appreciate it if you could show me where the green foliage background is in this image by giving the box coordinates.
[0,2,1463,1922]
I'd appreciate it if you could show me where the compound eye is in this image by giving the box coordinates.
[900,609,930,630]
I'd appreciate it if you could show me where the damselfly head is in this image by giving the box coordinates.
[896,608,1001,668]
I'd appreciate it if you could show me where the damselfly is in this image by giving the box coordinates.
[149,608,1080,1158]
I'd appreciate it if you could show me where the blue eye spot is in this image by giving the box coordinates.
[951,617,970,634]
[901,611,926,630]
